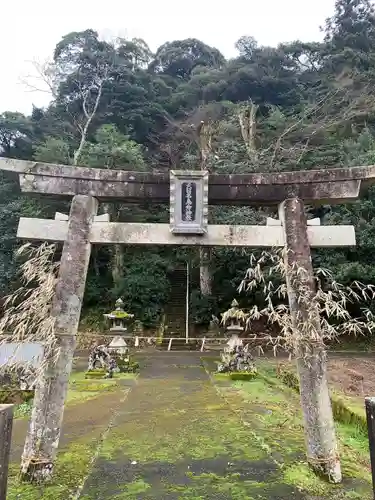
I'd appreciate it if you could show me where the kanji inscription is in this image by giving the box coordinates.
[170,170,208,234]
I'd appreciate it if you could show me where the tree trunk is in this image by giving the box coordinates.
[198,122,213,296]
[238,100,258,159]
[112,244,124,290]
[103,202,124,290]
[279,198,341,484]
[21,195,98,482]
[73,82,103,166]
[199,247,212,296]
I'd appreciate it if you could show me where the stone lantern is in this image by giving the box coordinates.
[221,299,247,350]
[104,298,134,355]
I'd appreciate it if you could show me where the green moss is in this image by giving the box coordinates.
[108,310,133,319]
[117,479,151,497]
[7,437,100,499]
[69,381,114,392]
[71,371,136,383]
[239,367,371,486]
[229,371,258,381]
[163,472,262,499]
[65,370,137,407]
[213,371,258,381]
[343,492,369,499]
[100,410,266,463]
[331,394,367,433]
[85,369,108,379]
[96,374,267,464]
[283,462,329,494]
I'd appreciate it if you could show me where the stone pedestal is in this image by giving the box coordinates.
[108,336,128,355]
[225,333,243,351]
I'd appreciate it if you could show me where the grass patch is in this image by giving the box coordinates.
[275,364,367,434]
[13,370,137,419]
[205,358,373,498]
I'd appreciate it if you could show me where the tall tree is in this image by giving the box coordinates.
[0,112,33,158]
[149,38,225,80]
[324,0,375,75]
[53,30,118,164]
[80,124,147,291]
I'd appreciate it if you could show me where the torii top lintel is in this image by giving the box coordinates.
[1,157,375,206]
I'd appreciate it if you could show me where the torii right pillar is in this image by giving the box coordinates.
[279,198,341,483]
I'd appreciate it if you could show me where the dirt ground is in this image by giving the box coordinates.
[327,357,375,397]
[261,352,375,397]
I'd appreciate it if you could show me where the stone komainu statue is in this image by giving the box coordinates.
[87,345,118,378]
[217,342,256,373]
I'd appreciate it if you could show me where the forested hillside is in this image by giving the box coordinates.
[1,0,375,328]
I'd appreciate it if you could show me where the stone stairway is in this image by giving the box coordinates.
[165,268,188,336]
[158,268,195,350]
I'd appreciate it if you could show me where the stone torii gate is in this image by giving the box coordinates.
[1,156,374,483]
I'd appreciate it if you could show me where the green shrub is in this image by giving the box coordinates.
[14,400,33,418]
[0,390,34,404]
[276,365,300,392]
[115,355,139,373]
[115,253,171,327]
[79,307,108,332]
[190,290,219,326]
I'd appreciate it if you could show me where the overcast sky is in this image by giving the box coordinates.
[1,0,336,115]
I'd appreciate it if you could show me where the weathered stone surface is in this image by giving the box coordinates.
[266,217,321,226]
[21,195,98,481]
[0,404,13,499]
[209,179,361,205]
[17,219,356,247]
[55,212,110,222]
[279,198,342,484]
[0,157,372,205]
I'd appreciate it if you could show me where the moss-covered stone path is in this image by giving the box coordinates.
[78,353,308,499]
[8,353,370,499]
[10,379,135,462]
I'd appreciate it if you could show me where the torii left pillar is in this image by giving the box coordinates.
[21,195,98,481]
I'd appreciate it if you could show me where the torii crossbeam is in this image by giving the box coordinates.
[1,157,375,204]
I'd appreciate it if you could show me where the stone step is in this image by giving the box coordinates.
[158,338,199,351]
